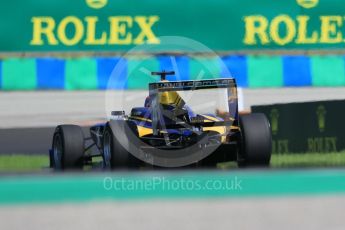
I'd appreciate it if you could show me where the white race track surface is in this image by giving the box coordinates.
[1,87,345,128]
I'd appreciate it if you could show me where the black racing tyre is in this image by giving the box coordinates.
[52,125,85,170]
[238,113,272,167]
[102,120,142,170]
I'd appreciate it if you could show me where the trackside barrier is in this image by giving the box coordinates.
[1,55,345,90]
[252,100,345,154]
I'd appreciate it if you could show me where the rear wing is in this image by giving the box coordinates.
[149,78,238,135]
[149,78,236,94]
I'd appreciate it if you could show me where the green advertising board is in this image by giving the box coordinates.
[252,100,345,154]
[1,0,345,52]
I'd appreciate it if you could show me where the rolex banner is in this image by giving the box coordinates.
[1,0,345,52]
[252,100,345,154]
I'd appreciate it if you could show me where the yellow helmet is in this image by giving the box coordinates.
[158,91,185,107]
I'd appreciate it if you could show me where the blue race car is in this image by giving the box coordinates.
[50,71,272,170]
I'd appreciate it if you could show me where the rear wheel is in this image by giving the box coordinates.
[238,113,272,167]
[102,120,142,170]
[52,125,85,170]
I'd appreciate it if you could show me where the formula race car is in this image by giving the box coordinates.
[50,71,272,170]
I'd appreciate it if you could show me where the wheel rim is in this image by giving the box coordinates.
[53,134,63,169]
[103,131,112,169]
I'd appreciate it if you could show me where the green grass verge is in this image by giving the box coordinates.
[218,152,345,169]
[271,152,345,168]
[0,152,344,172]
[0,155,48,172]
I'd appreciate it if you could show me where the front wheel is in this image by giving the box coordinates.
[102,120,142,170]
[238,113,272,167]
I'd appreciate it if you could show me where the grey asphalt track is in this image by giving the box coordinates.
[0,127,54,155]
[1,87,345,154]
[1,87,345,129]
[1,196,344,230]
[0,127,90,155]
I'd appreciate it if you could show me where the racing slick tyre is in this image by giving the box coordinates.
[102,120,142,170]
[238,113,272,167]
[52,125,85,170]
